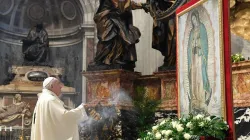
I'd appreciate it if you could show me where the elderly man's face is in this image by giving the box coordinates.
[51,79,64,96]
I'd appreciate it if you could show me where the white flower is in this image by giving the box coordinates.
[164,130,172,136]
[186,122,193,128]
[184,133,191,139]
[238,135,247,140]
[205,116,211,121]
[160,120,166,125]
[199,122,204,127]
[161,130,167,135]
[152,125,158,131]
[194,114,204,119]
[176,124,184,132]
[169,138,173,140]
[155,132,162,139]
[171,121,178,128]
[137,139,142,140]
[147,132,152,135]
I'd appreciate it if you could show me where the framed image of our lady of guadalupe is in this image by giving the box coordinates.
[176,0,235,138]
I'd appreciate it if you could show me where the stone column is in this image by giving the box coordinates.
[82,24,95,103]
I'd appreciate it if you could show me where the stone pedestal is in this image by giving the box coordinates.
[232,61,250,107]
[134,75,161,100]
[134,73,177,121]
[81,69,141,139]
[154,70,177,111]
[232,61,250,139]
[82,69,141,109]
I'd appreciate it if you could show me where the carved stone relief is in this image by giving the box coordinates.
[0,94,32,126]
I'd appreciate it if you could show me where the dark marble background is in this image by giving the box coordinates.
[234,107,250,139]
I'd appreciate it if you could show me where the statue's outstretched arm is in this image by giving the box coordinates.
[111,0,149,12]
[131,1,149,13]
[131,1,143,10]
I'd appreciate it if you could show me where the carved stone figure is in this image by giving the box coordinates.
[22,23,49,66]
[87,0,149,71]
[0,94,32,125]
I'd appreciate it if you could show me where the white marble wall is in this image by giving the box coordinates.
[132,0,164,75]
[231,33,250,60]
[234,107,250,139]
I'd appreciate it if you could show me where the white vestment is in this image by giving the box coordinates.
[31,89,87,140]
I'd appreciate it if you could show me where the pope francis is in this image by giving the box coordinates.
[31,77,88,140]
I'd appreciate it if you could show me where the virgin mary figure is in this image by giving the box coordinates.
[187,11,212,115]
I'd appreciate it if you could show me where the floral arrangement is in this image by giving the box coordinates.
[231,53,245,63]
[138,114,229,140]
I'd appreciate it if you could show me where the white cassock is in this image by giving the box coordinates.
[31,89,88,140]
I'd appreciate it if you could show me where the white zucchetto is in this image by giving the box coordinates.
[43,77,56,88]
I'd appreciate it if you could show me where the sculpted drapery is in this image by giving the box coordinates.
[90,0,148,70]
